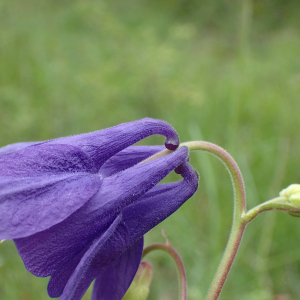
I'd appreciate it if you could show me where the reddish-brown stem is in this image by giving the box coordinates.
[143,242,187,300]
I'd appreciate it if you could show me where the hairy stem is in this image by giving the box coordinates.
[242,196,297,223]
[142,141,247,299]
[142,141,292,299]
[143,241,187,300]
[181,142,246,300]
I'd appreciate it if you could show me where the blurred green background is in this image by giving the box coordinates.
[0,0,300,299]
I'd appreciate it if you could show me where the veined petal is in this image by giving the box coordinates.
[91,239,143,300]
[92,146,189,212]
[14,148,188,277]
[0,144,163,177]
[120,162,199,245]
[47,242,89,298]
[47,118,179,171]
[58,215,123,300]
[1,173,101,240]
[47,221,143,299]
[99,145,164,177]
[0,142,40,155]
[14,211,115,277]
[0,144,97,177]
[0,143,101,239]
[59,220,143,300]
[50,161,196,300]
[47,161,196,300]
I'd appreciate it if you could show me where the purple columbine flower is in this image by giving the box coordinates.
[0,118,198,300]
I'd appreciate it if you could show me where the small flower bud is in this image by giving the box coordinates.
[123,262,153,300]
[280,184,300,203]
[279,184,300,217]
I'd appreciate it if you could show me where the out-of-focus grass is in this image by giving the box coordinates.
[0,0,300,299]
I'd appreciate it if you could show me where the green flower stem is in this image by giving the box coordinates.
[142,141,295,300]
[242,196,297,223]
[142,141,247,300]
[143,241,187,300]
[180,141,246,214]
[142,141,246,217]
[181,142,247,300]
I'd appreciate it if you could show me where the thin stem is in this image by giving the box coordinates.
[207,222,246,299]
[181,142,246,300]
[138,148,171,164]
[141,141,299,300]
[142,141,247,300]
[142,141,246,213]
[143,242,187,300]
[242,196,298,223]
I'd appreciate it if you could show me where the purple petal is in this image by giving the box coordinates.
[14,211,115,278]
[99,145,164,177]
[58,215,123,300]
[1,173,101,240]
[91,239,143,300]
[0,143,101,239]
[47,222,143,299]
[121,162,199,244]
[14,148,188,277]
[46,162,196,300]
[0,143,97,177]
[0,142,40,155]
[91,146,189,213]
[47,118,179,171]
[56,163,197,300]
[47,243,89,298]
[58,215,143,300]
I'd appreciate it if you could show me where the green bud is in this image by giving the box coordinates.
[280,184,300,201]
[123,283,149,300]
[279,184,300,217]
[123,262,153,300]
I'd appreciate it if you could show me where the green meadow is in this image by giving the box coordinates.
[0,0,300,299]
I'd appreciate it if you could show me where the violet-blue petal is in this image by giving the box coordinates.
[89,163,198,269]
[0,174,101,240]
[58,216,142,300]
[0,142,40,155]
[99,145,164,177]
[0,144,102,240]
[89,146,189,213]
[120,162,199,244]
[0,143,98,177]
[47,222,143,299]
[47,118,179,171]
[14,147,188,277]
[91,239,143,300]
[47,241,90,298]
[54,162,197,300]
[58,215,123,300]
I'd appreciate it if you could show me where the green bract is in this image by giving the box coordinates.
[123,262,153,300]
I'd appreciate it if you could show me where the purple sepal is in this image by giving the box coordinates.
[38,161,197,299]
[1,119,200,300]
[0,144,101,240]
[0,142,40,155]
[91,239,143,300]
[14,147,188,277]
[46,118,179,171]
[0,143,98,177]
[121,162,199,243]
[57,216,140,300]
[57,214,122,300]
[99,145,164,177]
[56,216,143,300]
